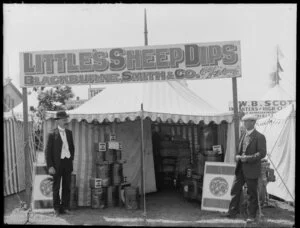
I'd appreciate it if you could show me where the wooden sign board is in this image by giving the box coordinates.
[201,162,236,212]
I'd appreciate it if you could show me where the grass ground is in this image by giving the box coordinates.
[4,189,294,227]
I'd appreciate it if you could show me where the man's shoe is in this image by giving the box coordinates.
[224,213,238,219]
[64,209,72,214]
[60,208,72,215]
[246,218,256,223]
[53,209,61,217]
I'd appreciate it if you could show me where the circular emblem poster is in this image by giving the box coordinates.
[40,177,53,197]
[209,177,229,197]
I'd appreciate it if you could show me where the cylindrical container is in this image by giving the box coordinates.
[186,168,192,178]
[116,150,122,161]
[106,149,117,163]
[189,180,198,200]
[70,174,76,189]
[107,186,119,207]
[183,181,189,199]
[205,154,222,162]
[112,163,123,186]
[91,188,106,209]
[124,187,139,210]
[91,188,101,209]
[119,178,131,206]
[69,187,78,209]
[96,162,110,179]
[261,161,269,182]
[195,153,205,175]
[95,151,106,163]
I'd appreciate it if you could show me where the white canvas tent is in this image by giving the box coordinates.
[261,84,294,101]
[10,90,39,122]
[44,81,235,207]
[3,111,36,196]
[256,103,295,202]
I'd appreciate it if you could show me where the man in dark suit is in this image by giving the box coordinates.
[226,114,266,223]
[45,111,75,216]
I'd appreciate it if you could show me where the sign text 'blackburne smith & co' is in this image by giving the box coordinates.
[20,41,241,87]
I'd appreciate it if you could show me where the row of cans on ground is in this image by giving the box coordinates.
[90,183,140,209]
[93,161,124,186]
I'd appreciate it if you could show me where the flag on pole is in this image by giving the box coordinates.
[277,61,284,72]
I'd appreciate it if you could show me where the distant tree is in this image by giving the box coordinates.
[37,86,74,111]
[30,85,74,151]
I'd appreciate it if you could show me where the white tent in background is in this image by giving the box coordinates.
[256,103,295,202]
[10,90,40,121]
[44,81,235,207]
[261,84,294,101]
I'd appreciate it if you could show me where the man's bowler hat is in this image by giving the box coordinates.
[54,111,69,120]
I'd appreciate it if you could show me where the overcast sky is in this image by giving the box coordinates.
[3,4,296,111]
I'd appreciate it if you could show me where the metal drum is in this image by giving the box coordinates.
[70,174,76,189]
[112,163,123,186]
[124,187,139,210]
[95,151,106,163]
[106,149,116,163]
[91,188,106,209]
[205,154,222,162]
[116,150,122,161]
[107,186,119,207]
[96,162,110,179]
[69,187,78,210]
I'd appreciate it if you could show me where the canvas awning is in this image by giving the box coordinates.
[45,81,233,124]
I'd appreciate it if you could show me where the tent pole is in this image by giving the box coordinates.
[231,77,240,155]
[140,103,146,218]
[22,87,31,209]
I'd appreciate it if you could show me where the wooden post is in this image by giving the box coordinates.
[232,77,240,153]
[22,87,31,208]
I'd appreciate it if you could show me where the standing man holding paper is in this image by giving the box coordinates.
[225,114,266,223]
[45,111,75,216]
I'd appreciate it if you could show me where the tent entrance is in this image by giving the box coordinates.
[151,121,227,195]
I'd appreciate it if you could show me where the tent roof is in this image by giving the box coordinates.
[261,84,294,100]
[256,103,296,124]
[4,91,39,121]
[46,81,233,124]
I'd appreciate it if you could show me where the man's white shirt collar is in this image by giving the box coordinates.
[58,125,65,132]
[246,128,255,136]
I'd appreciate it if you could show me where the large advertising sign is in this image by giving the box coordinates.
[19,41,241,87]
[229,100,295,119]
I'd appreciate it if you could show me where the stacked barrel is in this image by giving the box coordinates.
[90,134,126,209]
[69,174,78,210]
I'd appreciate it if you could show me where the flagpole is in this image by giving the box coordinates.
[140,8,147,220]
[276,46,279,85]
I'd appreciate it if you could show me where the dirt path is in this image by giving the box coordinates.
[4,190,294,227]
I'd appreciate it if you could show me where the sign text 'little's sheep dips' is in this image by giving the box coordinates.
[19,41,241,87]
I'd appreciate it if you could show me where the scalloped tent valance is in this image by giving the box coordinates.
[45,81,234,125]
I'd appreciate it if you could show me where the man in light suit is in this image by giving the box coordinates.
[45,111,75,216]
[225,114,266,223]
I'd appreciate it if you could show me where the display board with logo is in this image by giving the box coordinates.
[31,163,55,213]
[201,162,236,212]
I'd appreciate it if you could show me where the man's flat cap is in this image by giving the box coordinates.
[242,114,257,121]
